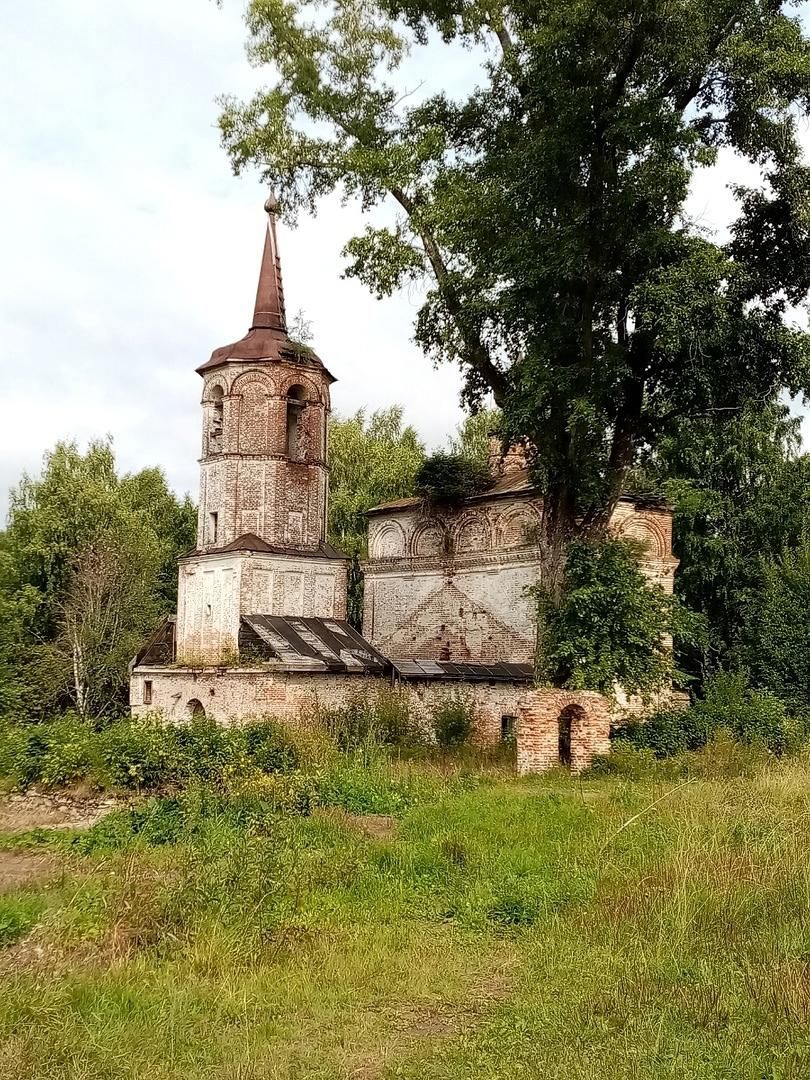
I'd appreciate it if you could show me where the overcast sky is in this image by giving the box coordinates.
[2,0,807,521]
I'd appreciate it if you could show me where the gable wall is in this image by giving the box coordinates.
[362,494,677,665]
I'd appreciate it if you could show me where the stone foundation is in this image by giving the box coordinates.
[516,689,612,774]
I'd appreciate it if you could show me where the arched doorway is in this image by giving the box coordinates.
[558,706,573,768]
[187,698,206,721]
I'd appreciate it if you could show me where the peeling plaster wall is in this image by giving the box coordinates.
[362,496,678,665]
[130,667,526,742]
[175,552,347,662]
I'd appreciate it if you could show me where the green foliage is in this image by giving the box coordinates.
[431,693,475,748]
[0,440,195,718]
[535,538,675,696]
[745,540,810,710]
[222,0,810,554]
[327,407,425,625]
[414,453,490,507]
[447,409,501,469]
[0,714,317,793]
[619,672,807,758]
[636,402,810,679]
[318,687,423,752]
[0,893,47,946]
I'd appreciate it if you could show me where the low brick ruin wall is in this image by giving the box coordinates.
[516,689,612,774]
[130,666,526,745]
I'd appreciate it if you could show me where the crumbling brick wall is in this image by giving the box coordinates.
[516,688,612,774]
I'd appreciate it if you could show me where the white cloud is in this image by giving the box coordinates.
[2,1,807,521]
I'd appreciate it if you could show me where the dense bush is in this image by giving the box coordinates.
[318,687,424,751]
[0,714,316,793]
[746,543,810,710]
[431,693,475,748]
[617,672,809,758]
[414,452,490,507]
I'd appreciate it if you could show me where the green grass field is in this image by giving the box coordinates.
[2,755,810,1079]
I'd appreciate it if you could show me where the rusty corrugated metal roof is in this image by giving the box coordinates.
[240,616,390,673]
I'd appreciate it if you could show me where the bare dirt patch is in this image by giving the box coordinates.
[0,851,60,893]
[0,791,122,835]
[313,807,399,841]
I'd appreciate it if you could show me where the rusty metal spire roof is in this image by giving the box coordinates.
[250,192,287,332]
[196,194,334,380]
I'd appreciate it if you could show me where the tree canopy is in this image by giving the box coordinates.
[0,441,195,718]
[220,0,810,563]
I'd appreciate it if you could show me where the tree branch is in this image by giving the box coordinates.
[390,185,509,404]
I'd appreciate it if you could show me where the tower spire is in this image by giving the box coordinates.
[251,192,287,333]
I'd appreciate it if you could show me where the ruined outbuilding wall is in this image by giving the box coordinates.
[517,689,612,774]
[130,666,525,742]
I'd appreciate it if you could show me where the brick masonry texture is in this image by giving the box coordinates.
[363,497,677,665]
[198,363,329,553]
[516,689,612,774]
[130,668,525,741]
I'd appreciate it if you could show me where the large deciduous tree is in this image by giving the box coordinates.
[0,440,196,718]
[220,0,810,595]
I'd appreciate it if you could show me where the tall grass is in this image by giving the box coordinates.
[2,752,810,1076]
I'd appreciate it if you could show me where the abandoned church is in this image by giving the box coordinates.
[130,197,678,771]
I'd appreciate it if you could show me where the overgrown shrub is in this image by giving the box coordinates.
[619,672,809,759]
[319,687,423,751]
[431,693,475,748]
[414,452,490,507]
[0,713,324,792]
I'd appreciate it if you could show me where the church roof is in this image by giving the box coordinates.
[197,194,335,381]
[184,532,348,561]
[240,616,390,673]
[367,467,669,515]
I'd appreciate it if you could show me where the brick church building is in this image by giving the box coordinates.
[131,198,677,770]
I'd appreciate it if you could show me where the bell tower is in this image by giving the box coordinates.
[195,194,332,554]
[174,196,348,662]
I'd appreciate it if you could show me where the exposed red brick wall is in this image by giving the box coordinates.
[517,689,611,774]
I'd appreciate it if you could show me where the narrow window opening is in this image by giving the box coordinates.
[286,385,306,459]
[143,679,153,706]
[209,511,218,546]
[500,714,516,742]
[209,386,224,452]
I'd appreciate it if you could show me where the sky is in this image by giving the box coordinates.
[1,0,807,521]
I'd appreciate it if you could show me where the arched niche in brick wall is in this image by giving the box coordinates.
[411,520,446,558]
[617,514,668,558]
[370,521,407,559]
[453,512,492,554]
[496,506,539,549]
[231,371,275,455]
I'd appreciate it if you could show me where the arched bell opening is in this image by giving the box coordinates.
[286,384,307,459]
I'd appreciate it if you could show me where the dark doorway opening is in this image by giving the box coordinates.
[558,708,573,768]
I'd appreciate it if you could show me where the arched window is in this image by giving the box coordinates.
[187,699,206,721]
[209,385,224,452]
[286,385,306,459]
